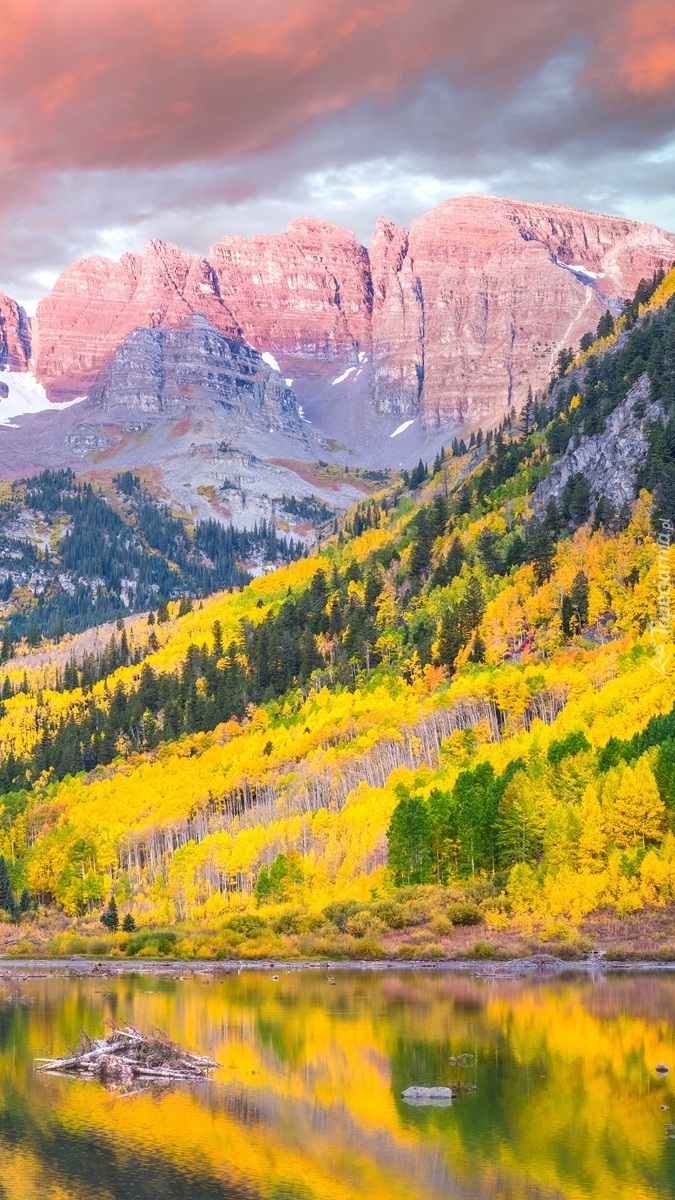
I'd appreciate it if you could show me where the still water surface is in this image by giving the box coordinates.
[0,968,673,1200]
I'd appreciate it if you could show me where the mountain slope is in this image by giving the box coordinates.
[0,467,307,643]
[0,270,671,955]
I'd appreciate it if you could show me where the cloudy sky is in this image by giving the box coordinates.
[2,0,675,306]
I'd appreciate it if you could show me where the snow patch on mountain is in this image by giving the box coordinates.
[332,366,357,385]
[0,370,85,427]
[555,258,606,282]
[390,419,415,438]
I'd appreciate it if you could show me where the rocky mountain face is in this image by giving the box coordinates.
[32,240,244,401]
[0,293,31,373]
[377,196,675,426]
[209,217,373,361]
[25,196,675,430]
[88,314,297,427]
[534,372,662,516]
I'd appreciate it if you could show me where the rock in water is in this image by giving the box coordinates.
[402,1086,453,1106]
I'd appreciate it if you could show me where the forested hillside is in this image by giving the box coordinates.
[0,468,304,644]
[0,270,673,959]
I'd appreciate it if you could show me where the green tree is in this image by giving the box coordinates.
[561,473,591,526]
[597,310,615,339]
[452,763,499,875]
[427,789,458,884]
[437,607,461,670]
[268,853,290,899]
[387,792,433,886]
[562,570,590,636]
[121,912,137,932]
[101,895,119,931]
[496,773,549,867]
[254,865,272,904]
[654,740,675,817]
[0,857,16,917]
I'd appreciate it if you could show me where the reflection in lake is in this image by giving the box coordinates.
[0,968,672,1199]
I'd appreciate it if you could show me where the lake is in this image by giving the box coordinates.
[0,967,673,1199]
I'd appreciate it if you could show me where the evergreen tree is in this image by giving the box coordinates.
[437,608,461,670]
[469,630,486,663]
[121,913,137,932]
[455,483,473,515]
[597,310,615,339]
[0,857,16,917]
[561,473,591,526]
[101,895,119,931]
[562,570,589,635]
[525,517,555,584]
[18,887,31,914]
[0,629,13,663]
[519,386,535,436]
[409,509,433,586]
[654,740,675,815]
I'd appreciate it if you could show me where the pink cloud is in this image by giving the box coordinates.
[0,0,653,176]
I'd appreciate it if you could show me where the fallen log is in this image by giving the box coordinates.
[36,1024,218,1087]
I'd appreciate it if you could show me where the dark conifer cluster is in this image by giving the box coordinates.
[0,470,305,644]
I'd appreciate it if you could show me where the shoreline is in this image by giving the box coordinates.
[1,954,675,978]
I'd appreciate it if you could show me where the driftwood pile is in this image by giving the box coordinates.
[36,1024,218,1087]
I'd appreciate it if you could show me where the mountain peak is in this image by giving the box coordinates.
[10,195,675,431]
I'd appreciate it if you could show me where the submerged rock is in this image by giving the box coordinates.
[402,1086,453,1106]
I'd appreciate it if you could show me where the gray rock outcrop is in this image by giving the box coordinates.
[88,314,299,431]
[533,373,663,514]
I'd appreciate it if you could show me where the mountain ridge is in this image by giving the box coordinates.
[6,194,675,429]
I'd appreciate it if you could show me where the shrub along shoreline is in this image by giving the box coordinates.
[3,886,675,965]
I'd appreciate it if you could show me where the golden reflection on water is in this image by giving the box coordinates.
[0,969,672,1200]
